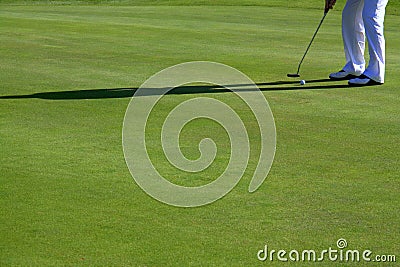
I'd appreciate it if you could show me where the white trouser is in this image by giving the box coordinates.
[341,0,388,83]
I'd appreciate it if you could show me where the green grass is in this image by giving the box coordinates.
[1,1,399,266]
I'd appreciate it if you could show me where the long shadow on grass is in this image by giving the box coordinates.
[0,79,350,100]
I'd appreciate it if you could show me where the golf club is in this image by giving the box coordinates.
[287,10,329,78]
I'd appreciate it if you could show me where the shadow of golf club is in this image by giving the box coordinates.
[0,78,348,100]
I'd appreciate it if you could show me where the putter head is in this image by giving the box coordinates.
[287,73,300,78]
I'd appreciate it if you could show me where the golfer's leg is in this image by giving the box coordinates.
[342,0,365,75]
[362,0,388,83]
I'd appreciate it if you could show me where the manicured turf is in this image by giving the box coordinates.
[1,1,399,266]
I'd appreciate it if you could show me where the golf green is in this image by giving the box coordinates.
[1,1,399,266]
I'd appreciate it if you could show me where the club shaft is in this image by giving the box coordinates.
[296,12,328,74]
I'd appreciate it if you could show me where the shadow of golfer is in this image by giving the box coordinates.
[0,79,349,100]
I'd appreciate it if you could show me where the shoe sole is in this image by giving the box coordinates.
[348,80,383,87]
[329,74,359,81]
